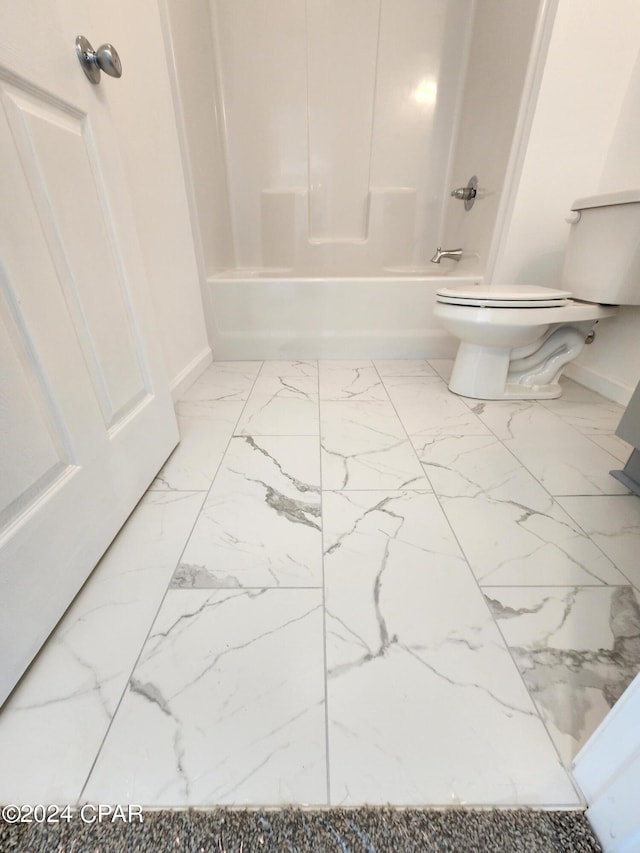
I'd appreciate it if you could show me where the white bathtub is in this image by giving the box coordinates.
[205,272,481,360]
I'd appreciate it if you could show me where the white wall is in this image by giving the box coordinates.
[78,0,211,396]
[442,0,542,275]
[573,49,640,401]
[491,0,640,403]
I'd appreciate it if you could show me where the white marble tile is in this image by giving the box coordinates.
[319,360,373,369]
[442,494,627,588]
[418,435,626,586]
[83,589,327,806]
[461,399,545,438]
[552,378,616,403]
[383,375,491,440]
[427,358,455,381]
[502,436,629,497]
[181,361,262,402]
[319,362,388,401]
[486,586,640,766]
[0,491,205,804]
[588,433,632,463]
[539,398,624,435]
[259,360,318,377]
[236,375,319,435]
[150,401,243,491]
[373,359,437,377]
[320,401,430,490]
[323,491,578,806]
[470,402,629,496]
[556,496,640,589]
[175,436,322,588]
[415,433,525,498]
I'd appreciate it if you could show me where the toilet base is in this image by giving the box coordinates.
[449,380,563,401]
[447,325,590,400]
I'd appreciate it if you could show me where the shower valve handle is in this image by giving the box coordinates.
[451,187,476,201]
[450,175,478,210]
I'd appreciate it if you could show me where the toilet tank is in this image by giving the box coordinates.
[562,189,640,305]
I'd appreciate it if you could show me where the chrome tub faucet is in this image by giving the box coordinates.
[430,247,463,263]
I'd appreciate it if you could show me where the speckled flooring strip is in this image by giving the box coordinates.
[0,807,601,852]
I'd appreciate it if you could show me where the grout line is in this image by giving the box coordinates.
[372,363,436,492]
[479,583,631,588]
[77,361,265,803]
[318,362,332,806]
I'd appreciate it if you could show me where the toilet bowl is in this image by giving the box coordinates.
[433,189,640,400]
[434,284,617,399]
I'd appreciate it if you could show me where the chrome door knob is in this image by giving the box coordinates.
[76,35,122,84]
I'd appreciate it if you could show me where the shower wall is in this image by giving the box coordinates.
[211,0,472,275]
[442,0,544,275]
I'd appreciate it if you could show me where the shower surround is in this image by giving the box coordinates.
[213,0,471,274]
[163,0,543,357]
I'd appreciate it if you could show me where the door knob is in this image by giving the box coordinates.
[75,35,122,84]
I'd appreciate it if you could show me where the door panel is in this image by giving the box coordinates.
[0,291,72,528]
[0,3,179,703]
[4,86,149,427]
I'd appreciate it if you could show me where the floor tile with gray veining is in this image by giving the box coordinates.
[320,401,430,490]
[1,359,635,811]
[83,589,327,806]
[556,495,640,590]
[150,401,243,491]
[236,375,319,435]
[486,585,640,766]
[418,434,627,586]
[0,490,205,804]
[180,361,262,402]
[174,436,322,588]
[258,360,318,378]
[319,361,388,401]
[383,375,491,439]
[323,490,579,806]
[468,401,629,496]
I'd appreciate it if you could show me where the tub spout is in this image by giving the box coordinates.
[431,247,463,263]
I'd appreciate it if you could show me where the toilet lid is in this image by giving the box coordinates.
[436,284,571,308]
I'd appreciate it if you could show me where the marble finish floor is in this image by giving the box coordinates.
[2,359,640,808]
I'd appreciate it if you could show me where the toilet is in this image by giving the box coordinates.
[433,189,640,399]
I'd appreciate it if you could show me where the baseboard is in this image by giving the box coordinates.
[564,362,634,406]
[169,346,212,402]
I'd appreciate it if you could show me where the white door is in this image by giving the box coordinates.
[0,3,179,703]
[572,673,640,853]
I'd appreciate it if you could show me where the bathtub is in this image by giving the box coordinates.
[205,272,481,360]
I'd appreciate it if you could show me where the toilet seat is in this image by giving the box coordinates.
[436,284,571,308]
